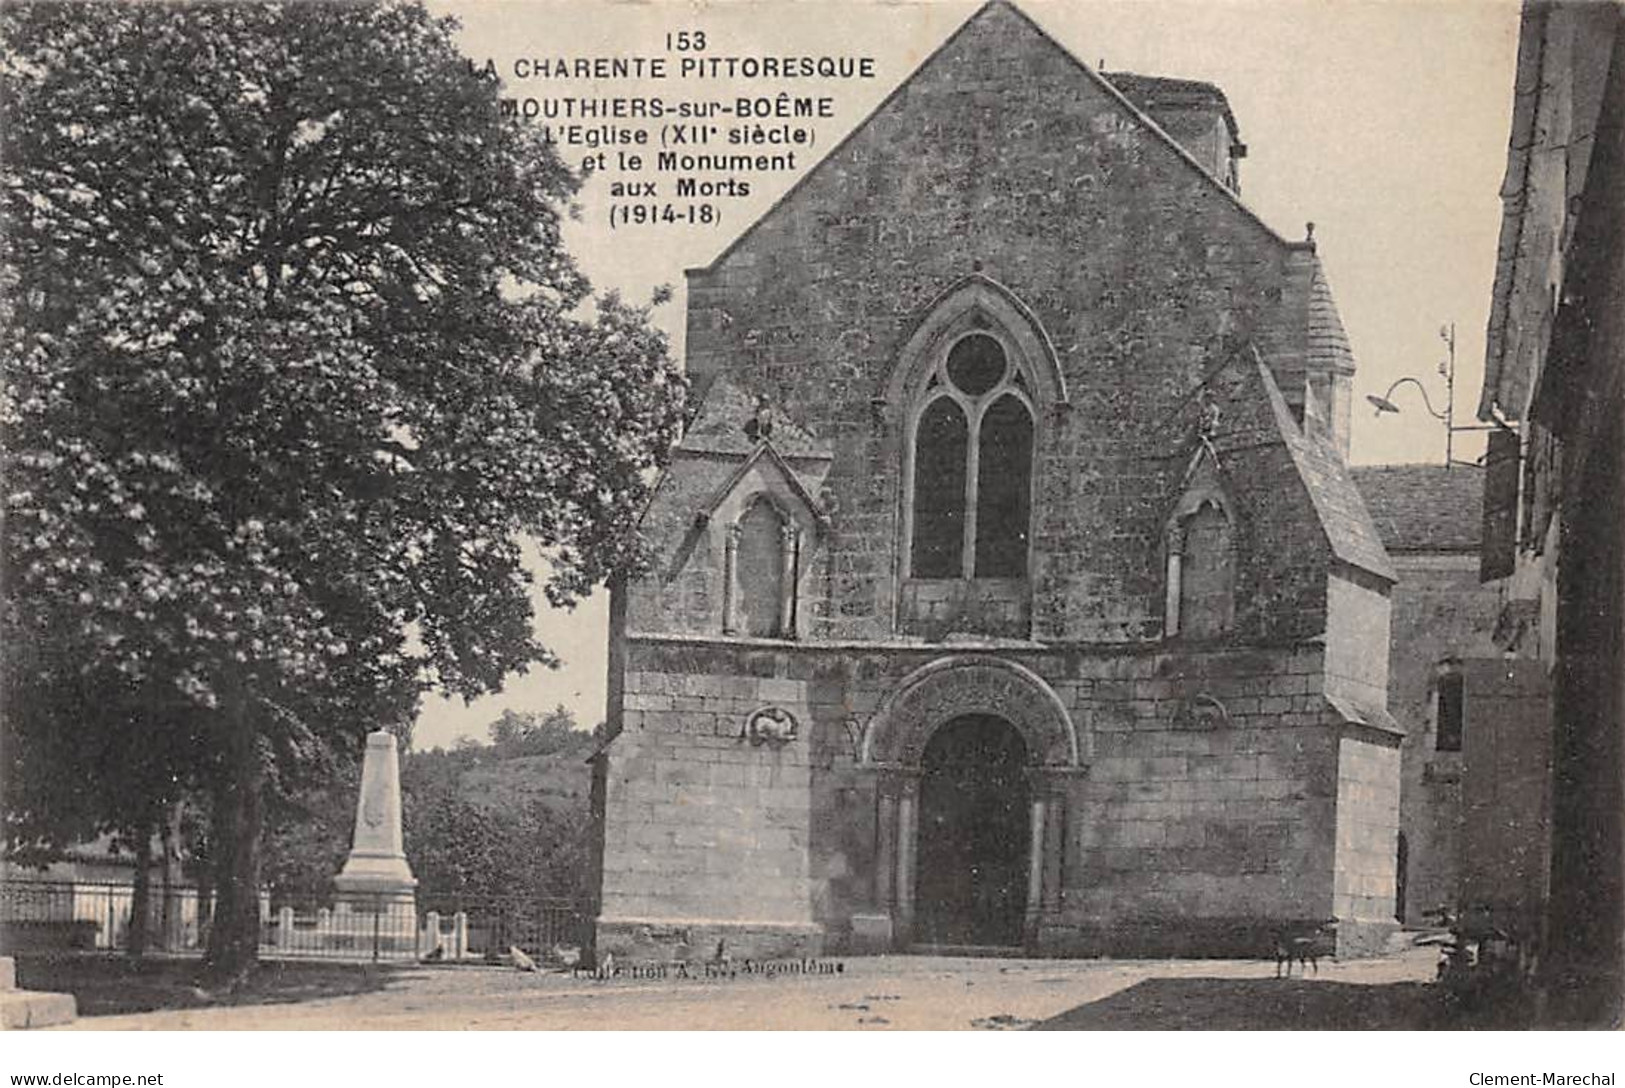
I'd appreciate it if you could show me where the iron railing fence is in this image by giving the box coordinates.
[0,878,591,964]
[415,891,590,961]
[0,877,206,953]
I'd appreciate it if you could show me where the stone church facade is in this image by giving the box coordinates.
[590,1,1402,961]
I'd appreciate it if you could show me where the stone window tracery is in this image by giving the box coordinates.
[907,332,1035,580]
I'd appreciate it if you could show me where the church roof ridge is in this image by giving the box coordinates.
[685,0,1302,278]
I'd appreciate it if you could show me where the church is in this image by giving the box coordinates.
[588,0,1402,961]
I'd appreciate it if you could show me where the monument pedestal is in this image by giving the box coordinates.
[0,956,76,1030]
[332,731,417,953]
[335,730,417,896]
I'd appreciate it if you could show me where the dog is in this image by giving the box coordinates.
[1273,920,1337,977]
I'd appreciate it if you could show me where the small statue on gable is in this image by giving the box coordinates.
[1197,392,1222,440]
[743,394,774,443]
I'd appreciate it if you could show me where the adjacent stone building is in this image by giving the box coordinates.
[1475,0,1624,1023]
[1351,464,1501,927]
[590,0,1402,961]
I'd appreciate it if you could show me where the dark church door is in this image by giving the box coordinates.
[916,714,1029,947]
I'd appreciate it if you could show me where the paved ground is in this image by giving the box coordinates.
[49,946,1446,1030]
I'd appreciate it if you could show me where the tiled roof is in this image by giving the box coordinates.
[1255,354,1396,581]
[1349,463,1485,553]
[1102,72,1241,143]
[1306,263,1355,377]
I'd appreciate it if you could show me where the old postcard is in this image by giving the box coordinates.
[3,0,1622,1060]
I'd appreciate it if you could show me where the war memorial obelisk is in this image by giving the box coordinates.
[334,730,417,908]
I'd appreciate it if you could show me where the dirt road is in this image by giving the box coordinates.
[55,947,1442,1030]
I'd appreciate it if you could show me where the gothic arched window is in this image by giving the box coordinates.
[1164,485,1237,641]
[908,332,1035,580]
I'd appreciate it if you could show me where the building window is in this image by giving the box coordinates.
[911,399,969,578]
[1165,494,1236,640]
[908,332,1034,579]
[1435,671,1464,752]
[723,496,800,639]
[1178,502,1235,638]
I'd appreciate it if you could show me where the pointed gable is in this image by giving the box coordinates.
[692,0,1288,282]
[676,375,831,461]
[695,442,830,533]
[1169,344,1393,635]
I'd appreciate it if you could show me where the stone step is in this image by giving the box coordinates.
[1386,928,1421,954]
[0,957,78,1030]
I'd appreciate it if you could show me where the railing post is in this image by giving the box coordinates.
[452,911,469,960]
[372,895,382,962]
[423,911,440,958]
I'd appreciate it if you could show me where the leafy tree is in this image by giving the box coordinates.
[1,1,684,983]
[401,755,592,906]
[259,762,358,902]
[487,704,584,757]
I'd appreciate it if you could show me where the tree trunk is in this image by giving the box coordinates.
[127,818,152,958]
[204,696,264,988]
[159,801,185,952]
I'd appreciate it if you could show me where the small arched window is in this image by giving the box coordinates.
[723,496,800,639]
[1179,502,1235,638]
[736,499,786,637]
[1165,491,1237,640]
[1435,669,1464,752]
[908,332,1034,579]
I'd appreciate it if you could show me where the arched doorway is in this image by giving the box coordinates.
[915,714,1029,947]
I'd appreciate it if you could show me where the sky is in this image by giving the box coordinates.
[411,0,1523,751]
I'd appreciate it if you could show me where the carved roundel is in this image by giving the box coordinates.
[861,655,1082,768]
[744,705,798,746]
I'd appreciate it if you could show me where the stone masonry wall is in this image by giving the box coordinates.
[1459,657,1552,944]
[600,637,1365,959]
[596,656,822,962]
[628,441,834,638]
[1385,552,1501,925]
[599,3,1398,964]
[1324,568,1393,708]
[1332,734,1402,954]
[680,3,1329,646]
[1055,645,1345,956]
